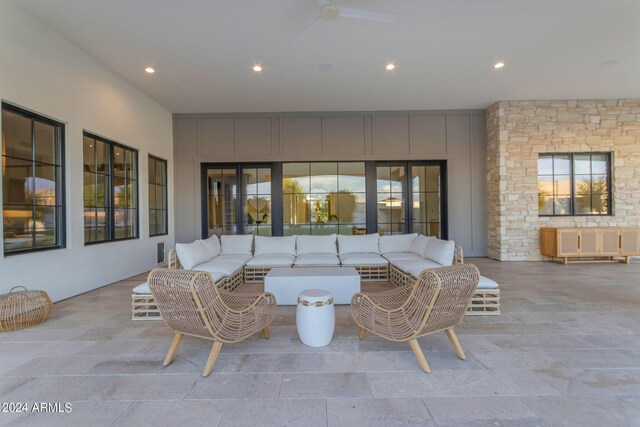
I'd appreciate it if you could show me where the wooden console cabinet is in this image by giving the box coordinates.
[540,227,640,264]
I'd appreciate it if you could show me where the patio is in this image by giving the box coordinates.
[1,258,640,426]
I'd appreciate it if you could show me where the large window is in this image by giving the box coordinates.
[2,103,65,254]
[538,153,611,216]
[283,162,366,236]
[148,155,168,236]
[83,132,138,243]
[201,161,447,239]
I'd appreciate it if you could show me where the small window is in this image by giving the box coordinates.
[2,103,65,254]
[538,153,611,216]
[83,132,138,243]
[148,155,167,236]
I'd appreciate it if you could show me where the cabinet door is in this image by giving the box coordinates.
[621,230,640,255]
[557,230,579,256]
[578,230,598,255]
[599,229,621,255]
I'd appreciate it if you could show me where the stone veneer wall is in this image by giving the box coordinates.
[486,99,640,261]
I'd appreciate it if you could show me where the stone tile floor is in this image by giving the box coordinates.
[1,258,640,426]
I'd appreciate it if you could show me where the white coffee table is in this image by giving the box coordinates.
[264,267,361,305]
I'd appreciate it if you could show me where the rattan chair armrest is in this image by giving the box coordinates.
[355,285,414,310]
[219,291,276,314]
[352,292,398,315]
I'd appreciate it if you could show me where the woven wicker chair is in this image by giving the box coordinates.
[147,268,277,377]
[351,264,480,373]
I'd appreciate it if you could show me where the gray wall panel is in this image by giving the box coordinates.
[172,110,488,255]
[324,116,367,156]
[237,117,272,157]
[373,115,410,155]
[445,114,473,252]
[198,118,235,158]
[280,116,322,157]
[410,114,446,154]
[173,118,198,163]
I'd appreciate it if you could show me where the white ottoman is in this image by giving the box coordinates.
[296,289,335,347]
[131,282,161,320]
[466,275,501,316]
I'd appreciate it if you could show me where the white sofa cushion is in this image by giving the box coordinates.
[254,236,296,256]
[424,238,455,266]
[379,233,418,254]
[338,233,380,255]
[409,235,433,257]
[339,253,389,266]
[392,259,442,274]
[200,235,221,259]
[296,234,337,255]
[185,267,225,283]
[406,263,445,278]
[195,256,247,276]
[478,276,499,289]
[246,254,295,267]
[221,235,254,255]
[215,254,252,264]
[294,254,340,266]
[383,252,424,263]
[175,241,210,270]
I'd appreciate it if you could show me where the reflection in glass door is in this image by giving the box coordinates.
[411,165,442,237]
[376,162,445,238]
[242,167,272,236]
[376,165,407,235]
[205,168,237,237]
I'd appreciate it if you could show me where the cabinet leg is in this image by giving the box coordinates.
[564,257,568,265]
[626,256,630,264]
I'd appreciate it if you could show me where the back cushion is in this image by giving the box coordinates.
[409,235,433,257]
[379,233,418,254]
[221,234,254,255]
[296,234,337,255]
[200,235,221,259]
[254,236,296,255]
[176,241,210,269]
[424,238,455,266]
[338,233,380,255]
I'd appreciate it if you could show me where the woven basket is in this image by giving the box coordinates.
[0,286,53,333]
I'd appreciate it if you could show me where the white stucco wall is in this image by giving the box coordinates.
[0,2,174,301]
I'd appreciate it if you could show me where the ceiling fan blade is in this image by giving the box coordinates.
[338,7,397,23]
[292,17,321,46]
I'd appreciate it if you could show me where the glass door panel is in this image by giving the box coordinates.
[411,164,442,238]
[206,168,237,237]
[376,165,407,235]
[243,167,272,236]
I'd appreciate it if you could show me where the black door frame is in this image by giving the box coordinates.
[201,160,448,239]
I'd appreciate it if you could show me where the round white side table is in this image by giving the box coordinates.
[296,289,335,347]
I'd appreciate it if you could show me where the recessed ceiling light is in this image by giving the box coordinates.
[493,62,505,69]
[385,63,396,71]
[253,65,263,72]
[145,67,155,74]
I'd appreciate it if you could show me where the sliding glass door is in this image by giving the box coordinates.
[375,161,445,237]
[202,161,446,239]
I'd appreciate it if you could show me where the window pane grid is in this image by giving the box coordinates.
[84,132,138,243]
[538,153,610,216]
[3,105,64,254]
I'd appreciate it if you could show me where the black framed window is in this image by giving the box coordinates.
[148,155,168,236]
[2,103,65,254]
[83,132,138,243]
[201,161,447,239]
[538,153,611,216]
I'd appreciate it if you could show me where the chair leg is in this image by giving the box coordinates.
[163,333,183,366]
[263,327,270,339]
[445,328,466,360]
[202,341,223,377]
[408,338,431,373]
[358,327,366,340]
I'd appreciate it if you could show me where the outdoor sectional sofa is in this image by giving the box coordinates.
[167,233,499,315]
